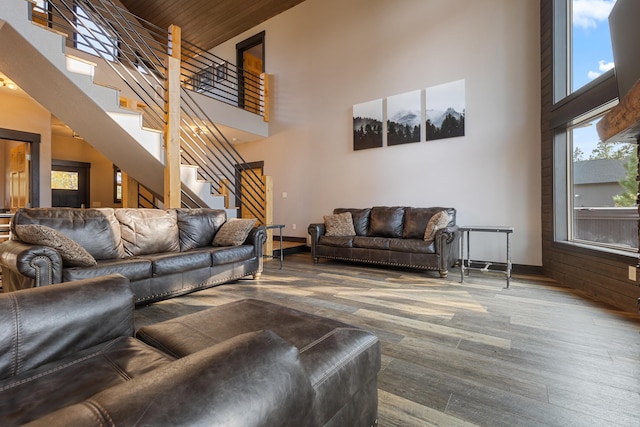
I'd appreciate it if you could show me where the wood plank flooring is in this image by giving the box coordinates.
[135,254,640,427]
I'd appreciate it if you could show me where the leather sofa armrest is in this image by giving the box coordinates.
[0,274,134,380]
[308,223,325,259]
[0,240,63,289]
[25,330,315,427]
[436,225,460,273]
[435,225,459,245]
[246,226,268,255]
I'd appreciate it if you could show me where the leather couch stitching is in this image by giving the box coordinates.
[8,294,20,377]
[0,351,103,391]
[29,255,53,285]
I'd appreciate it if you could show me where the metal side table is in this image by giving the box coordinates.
[459,225,514,288]
[264,224,285,269]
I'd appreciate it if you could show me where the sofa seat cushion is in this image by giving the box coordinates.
[142,251,213,276]
[318,236,353,248]
[63,258,153,282]
[210,245,255,265]
[175,208,226,251]
[0,336,174,426]
[117,209,180,256]
[11,208,124,260]
[136,299,380,427]
[353,236,391,250]
[389,238,436,254]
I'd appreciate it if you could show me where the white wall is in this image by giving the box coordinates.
[216,0,542,266]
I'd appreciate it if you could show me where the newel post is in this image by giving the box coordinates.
[164,24,182,208]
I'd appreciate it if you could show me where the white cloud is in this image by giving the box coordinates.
[587,59,615,80]
[598,59,614,72]
[573,0,616,29]
[588,70,601,79]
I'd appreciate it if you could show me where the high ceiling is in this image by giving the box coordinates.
[118,0,306,52]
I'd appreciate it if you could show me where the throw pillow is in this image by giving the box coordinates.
[212,218,257,246]
[15,224,97,267]
[324,212,356,237]
[424,211,450,242]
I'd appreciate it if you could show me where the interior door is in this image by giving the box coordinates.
[243,51,262,114]
[9,144,29,211]
[238,162,264,221]
[51,160,90,208]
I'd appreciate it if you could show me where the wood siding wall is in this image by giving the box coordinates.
[540,0,640,313]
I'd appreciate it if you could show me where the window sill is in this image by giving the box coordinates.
[554,240,639,262]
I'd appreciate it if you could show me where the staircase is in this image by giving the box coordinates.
[0,0,269,220]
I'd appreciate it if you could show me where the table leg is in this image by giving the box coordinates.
[506,231,511,288]
[279,227,283,269]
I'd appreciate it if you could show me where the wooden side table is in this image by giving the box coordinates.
[459,225,514,288]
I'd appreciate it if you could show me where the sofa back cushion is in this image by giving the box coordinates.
[368,207,405,238]
[333,208,371,236]
[402,207,456,239]
[11,208,124,260]
[116,209,180,256]
[175,208,227,251]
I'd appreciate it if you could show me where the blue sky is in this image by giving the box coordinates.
[572,0,617,159]
[572,0,617,91]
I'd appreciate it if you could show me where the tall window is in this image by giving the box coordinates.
[74,2,118,62]
[553,0,637,253]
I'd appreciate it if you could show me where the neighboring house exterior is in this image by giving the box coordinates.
[573,158,626,207]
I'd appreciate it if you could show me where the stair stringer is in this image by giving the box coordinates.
[0,13,166,197]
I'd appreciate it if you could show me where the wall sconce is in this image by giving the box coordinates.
[191,126,207,136]
[0,78,17,90]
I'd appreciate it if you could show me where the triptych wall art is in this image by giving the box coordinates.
[352,79,465,151]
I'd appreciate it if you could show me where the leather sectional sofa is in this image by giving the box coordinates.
[0,274,381,426]
[0,207,266,305]
[309,206,459,277]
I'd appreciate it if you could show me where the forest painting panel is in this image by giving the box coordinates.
[426,79,465,141]
[387,90,421,146]
[353,99,383,150]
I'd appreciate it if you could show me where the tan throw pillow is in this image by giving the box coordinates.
[212,218,257,246]
[423,211,450,242]
[15,224,97,267]
[324,212,356,237]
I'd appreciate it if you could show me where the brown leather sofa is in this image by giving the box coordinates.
[309,206,459,277]
[0,207,266,305]
[0,274,381,427]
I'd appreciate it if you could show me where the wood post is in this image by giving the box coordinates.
[121,172,139,208]
[263,175,274,258]
[261,73,271,122]
[164,24,182,208]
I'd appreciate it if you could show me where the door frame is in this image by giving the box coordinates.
[236,31,265,110]
[51,159,90,208]
[0,128,40,208]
